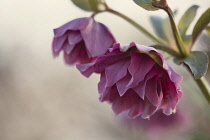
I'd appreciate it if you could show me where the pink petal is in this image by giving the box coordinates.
[63,42,74,54]
[145,76,160,107]
[81,21,115,57]
[116,73,132,96]
[133,65,161,99]
[77,44,91,64]
[128,100,144,119]
[68,31,82,45]
[52,34,67,56]
[130,42,155,53]
[100,85,119,103]
[112,89,139,115]
[133,81,147,99]
[63,48,79,65]
[160,75,179,115]
[128,53,155,87]
[105,58,130,87]
[165,63,183,83]
[98,72,107,94]
[54,17,91,38]
[63,42,86,65]
[77,53,129,77]
[141,98,158,119]
[151,50,183,83]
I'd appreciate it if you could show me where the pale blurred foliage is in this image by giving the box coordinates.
[0,0,210,140]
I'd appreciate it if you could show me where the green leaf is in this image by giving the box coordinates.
[178,5,199,39]
[71,0,92,11]
[150,16,168,41]
[192,7,210,44]
[133,0,158,11]
[174,51,209,79]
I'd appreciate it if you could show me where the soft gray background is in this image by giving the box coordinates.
[0,0,210,140]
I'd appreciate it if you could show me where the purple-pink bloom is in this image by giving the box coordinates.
[52,17,116,65]
[77,42,183,119]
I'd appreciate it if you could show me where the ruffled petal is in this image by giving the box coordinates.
[128,53,155,87]
[151,50,183,84]
[133,65,161,99]
[98,72,107,94]
[81,21,115,57]
[141,98,158,119]
[128,100,144,119]
[112,89,140,115]
[64,42,90,65]
[145,76,160,107]
[164,61,183,83]
[130,42,155,53]
[63,47,80,65]
[63,42,74,54]
[133,81,147,99]
[160,75,179,115]
[52,34,68,56]
[100,85,119,103]
[54,17,91,38]
[116,72,132,96]
[105,58,130,87]
[76,62,95,77]
[68,31,82,45]
[77,53,129,77]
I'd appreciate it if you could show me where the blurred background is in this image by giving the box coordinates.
[0,0,210,140]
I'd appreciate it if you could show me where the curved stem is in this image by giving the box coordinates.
[195,77,210,105]
[164,7,188,57]
[184,63,210,105]
[106,8,167,46]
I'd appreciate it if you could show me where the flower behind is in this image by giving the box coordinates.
[52,17,116,65]
[77,42,183,119]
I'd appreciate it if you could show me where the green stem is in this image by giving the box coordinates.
[164,7,188,57]
[195,77,210,105]
[185,63,210,105]
[106,8,167,45]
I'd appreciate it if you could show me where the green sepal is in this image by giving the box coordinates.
[71,0,92,11]
[133,0,158,11]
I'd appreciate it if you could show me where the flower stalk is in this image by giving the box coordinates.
[152,0,188,57]
[195,77,210,105]
[164,7,188,57]
[152,0,210,105]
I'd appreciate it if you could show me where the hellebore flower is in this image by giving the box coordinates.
[52,17,116,65]
[77,42,183,119]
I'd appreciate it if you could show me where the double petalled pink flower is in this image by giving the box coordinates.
[52,17,116,65]
[77,42,183,119]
